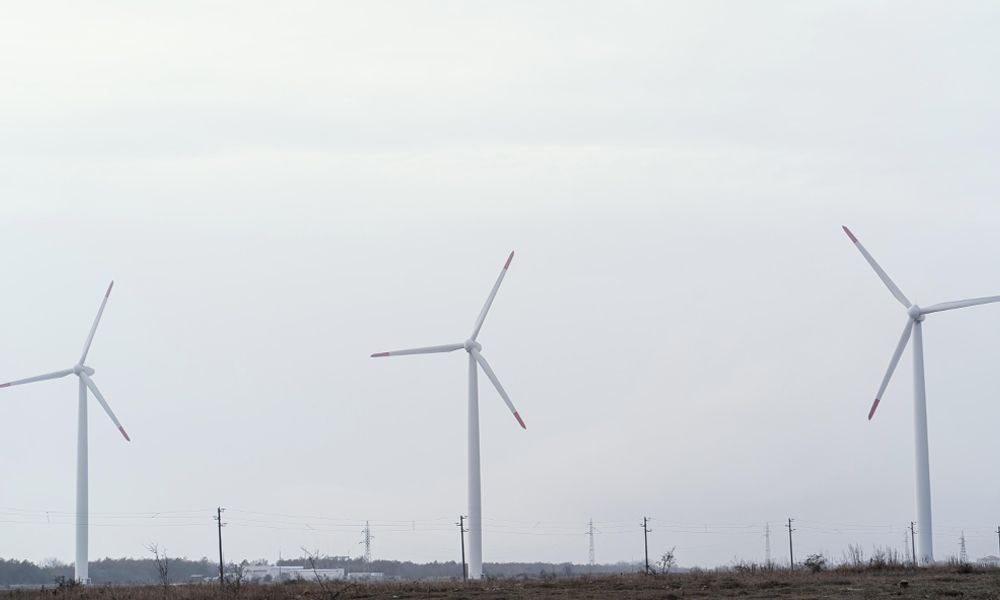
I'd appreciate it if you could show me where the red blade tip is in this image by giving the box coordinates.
[868,398,880,420]
[119,426,131,442]
[504,251,514,270]
[514,411,526,429]
[842,226,858,243]
[0,383,10,388]
[371,352,390,358]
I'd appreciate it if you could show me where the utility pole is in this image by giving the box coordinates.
[996,525,1000,559]
[213,507,226,584]
[588,519,596,569]
[642,517,652,575]
[910,522,917,566]
[457,516,468,582]
[959,531,968,564]
[786,518,794,570]
[360,521,373,563]
[764,523,771,565]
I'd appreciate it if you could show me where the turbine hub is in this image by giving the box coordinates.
[464,340,482,352]
[908,305,924,321]
[74,365,95,376]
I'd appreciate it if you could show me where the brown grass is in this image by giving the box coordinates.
[7,567,1000,600]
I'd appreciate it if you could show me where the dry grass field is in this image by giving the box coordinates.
[5,568,1000,600]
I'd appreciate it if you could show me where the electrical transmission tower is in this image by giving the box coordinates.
[960,531,968,563]
[587,519,596,567]
[764,523,771,565]
[903,529,910,563]
[360,521,374,563]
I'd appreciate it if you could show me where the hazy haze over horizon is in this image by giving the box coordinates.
[2,1,1000,569]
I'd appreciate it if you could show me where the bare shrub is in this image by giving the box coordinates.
[843,544,865,568]
[658,548,677,575]
[147,543,170,589]
[868,546,903,570]
[224,561,245,597]
[947,557,976,574]
[302,548,351,600]
[732,561,759,575]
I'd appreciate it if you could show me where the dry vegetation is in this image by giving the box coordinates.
[5,568,1000,600]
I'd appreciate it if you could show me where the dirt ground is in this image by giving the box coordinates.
[6,568,1000,599]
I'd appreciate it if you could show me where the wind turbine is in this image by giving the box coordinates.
[0,282,130,584]
[843,226,1000,565]
[371,251,525,579]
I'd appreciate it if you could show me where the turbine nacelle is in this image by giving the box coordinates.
[908,305,924,321]
[73,365,96,376]
[464,340,482,353]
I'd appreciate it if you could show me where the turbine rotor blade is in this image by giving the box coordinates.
[370,343,464,358]
[869,318,915,420]
[79,372,130,441]
[921,295,1000,315]
[471,349,525,429]
[842,227,911,308]
[0,368,75,389]
[80,281,114,365]
[470,251,514,341]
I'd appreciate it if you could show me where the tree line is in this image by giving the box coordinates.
[0,555,643,585]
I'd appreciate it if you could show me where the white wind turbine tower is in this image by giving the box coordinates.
[843,226,1000,566]
[0,282,130,584]
[371,251,525,580]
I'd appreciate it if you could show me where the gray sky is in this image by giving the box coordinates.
[2,1,1000,568]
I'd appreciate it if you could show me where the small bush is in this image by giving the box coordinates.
[947,558,976,574]
[53,576,81,591]
[803,554,827,573]
[731,561,759,575]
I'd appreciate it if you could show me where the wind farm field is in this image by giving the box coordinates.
[10,569,1000,600]
[8,3,1000,594]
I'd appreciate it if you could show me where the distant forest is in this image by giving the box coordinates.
[0,556,642,586]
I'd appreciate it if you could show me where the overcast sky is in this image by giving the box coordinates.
[2,1,1000,569]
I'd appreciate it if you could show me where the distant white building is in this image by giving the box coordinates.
[241,564,302,582]
[346,572,384,581]
[305,568,348,581]
[239,565,346,583]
